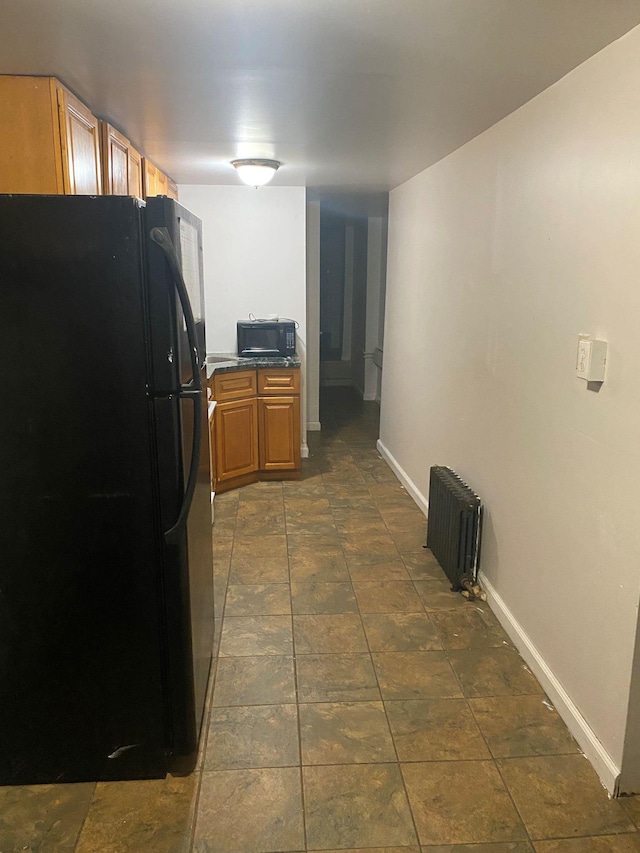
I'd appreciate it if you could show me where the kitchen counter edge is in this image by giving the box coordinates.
[206,354,301,379]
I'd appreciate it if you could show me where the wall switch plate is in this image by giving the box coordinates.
[576,335,607,382]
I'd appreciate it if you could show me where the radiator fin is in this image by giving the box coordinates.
[426,466,482,591]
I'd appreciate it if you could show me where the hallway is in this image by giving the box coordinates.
[195,388,640,851]
[2,389,640,850]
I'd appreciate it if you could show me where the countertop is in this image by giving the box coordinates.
[206,353,301,379]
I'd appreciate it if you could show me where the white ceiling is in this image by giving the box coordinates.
[3,1,640,193]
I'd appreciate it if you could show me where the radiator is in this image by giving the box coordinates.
[426,466,482,590]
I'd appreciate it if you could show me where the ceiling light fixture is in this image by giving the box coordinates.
[231,158,280,188]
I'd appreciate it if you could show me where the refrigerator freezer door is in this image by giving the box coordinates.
[144,197,206,396]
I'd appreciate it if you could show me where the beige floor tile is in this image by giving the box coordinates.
[346,554,411,581]
[372,651,462,700]
[353,580,424,613]
[533,836,640,852]
[212,656,295,706]
[622,796,640,828]
[291,581,358,614]
[299,701,396,764]
[285,499,338,534]
[293,613,368,653]
[308,849,419,853]
[497,755,635,840]
[431,605,512,649]
[0,783,95,852]
[399,548,447,581]
[448,648,543,697]
[303,764,417,849]
[336,515,390,536]
[362,612,442,651]
[420,842,535,852]
[289,552,350,582]
[391,530,429,551]
[195,767,303,853]
[341,533,400,556]
[205,704,299,770]
[75,776,196,853]
[402,760,527,845]
[296,653,381,702]
[229,535,289,584]
[287,533,344,555]
[219,615,293,656]
[237,480,284,500]
[470,695,580,757]
[386,698,490,761]
[225,583,291,616]
[413,579,473,611]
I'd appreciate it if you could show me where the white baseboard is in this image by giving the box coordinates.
[301,442,309,459]
[307,421,322,432]
[376,439,428,516]
[478,570,620,795]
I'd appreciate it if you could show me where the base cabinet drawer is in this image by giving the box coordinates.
[258,396,301,471]
[215,398,259,482]
[258,368,300,396]
[213,369,257,403]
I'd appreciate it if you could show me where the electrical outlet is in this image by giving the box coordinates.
[576,335,607,382]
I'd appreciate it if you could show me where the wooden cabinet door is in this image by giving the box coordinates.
[58,87,102,194]
[143,158,158,197]
[258,396,301,471]
[215,399,259,483]
[128,146,143,198]
[156,170,168,196]
[0,76,64,194]
[167,178,179,201]
[208,405,217,494]
[101,122,129,195]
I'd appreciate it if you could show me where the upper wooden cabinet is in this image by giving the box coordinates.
[0,76,102,195]
[128,146,143,199]
[167,178,179,201]
[101,122,144,197]
[101,122,129,195]
[143,157,174,199]
[59,87,102,195]
[0,75,175,198]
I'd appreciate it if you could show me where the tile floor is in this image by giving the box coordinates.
[2,387,640,852]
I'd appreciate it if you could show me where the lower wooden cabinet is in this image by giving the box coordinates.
[211,367,301,493]
[259,396,301,471]
[214,398,259,485]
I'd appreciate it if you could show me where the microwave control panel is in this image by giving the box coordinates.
[286,330,295,351]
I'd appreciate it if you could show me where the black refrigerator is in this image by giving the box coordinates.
[0,194,215,784]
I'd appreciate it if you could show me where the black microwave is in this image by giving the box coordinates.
[237,319,297,358]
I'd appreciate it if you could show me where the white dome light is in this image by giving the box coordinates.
[231,159,281,187]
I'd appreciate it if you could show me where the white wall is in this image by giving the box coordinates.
[178,184,307,448]
[178,185,306,354]
[380,24,640,792]
[364,216,385,401]
[305,199,321,431]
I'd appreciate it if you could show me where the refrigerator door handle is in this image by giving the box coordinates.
[164,385,203,544]
[149,226,203,370]
[149,226,204,544]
